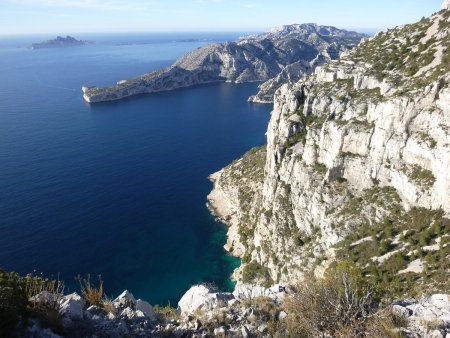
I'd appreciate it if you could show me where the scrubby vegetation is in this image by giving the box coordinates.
[0,270,122,336]
[346,10,450,93]
[76,274,104,307]
[336,188,450,297]
[0,270,65,337]
[242,261,273,287]
[284,111,328,148]
[404,164,436,188]
[154,304,179,321]
[283,262,404,338]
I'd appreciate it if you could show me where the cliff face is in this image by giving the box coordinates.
[210,8,450,294]
[82,24,364,103]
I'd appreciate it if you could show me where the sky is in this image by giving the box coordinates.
[0,0,444,35]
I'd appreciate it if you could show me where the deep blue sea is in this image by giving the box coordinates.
[0,33,271,305]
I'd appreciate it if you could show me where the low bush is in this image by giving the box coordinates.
[283,261,399,337]
[76,274,104,307]
[154,304,179,321]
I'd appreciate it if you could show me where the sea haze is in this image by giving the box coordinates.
[0,33,272,304]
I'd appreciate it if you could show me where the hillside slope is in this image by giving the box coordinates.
[82,24,363,103]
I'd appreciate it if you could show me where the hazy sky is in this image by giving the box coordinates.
[0,0,444,35]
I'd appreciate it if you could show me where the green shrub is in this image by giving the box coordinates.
[0,270,28,336]
[242,261,273,287]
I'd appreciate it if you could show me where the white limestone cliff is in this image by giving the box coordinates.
[210,7,450,287]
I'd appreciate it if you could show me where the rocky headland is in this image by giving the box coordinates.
[209,0,450,293]
[81,24,364,103]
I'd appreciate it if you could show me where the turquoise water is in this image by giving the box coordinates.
[0,33,272,304]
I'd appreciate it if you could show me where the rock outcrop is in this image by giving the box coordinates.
[393,294,450,338]
[209,5,450,293]
[28,290,158,337]
[27,287,450,338]
[82,24,364,103]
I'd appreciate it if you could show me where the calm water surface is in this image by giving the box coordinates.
[0,33,271,304]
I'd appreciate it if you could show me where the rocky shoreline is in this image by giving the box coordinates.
[207,171,245,260]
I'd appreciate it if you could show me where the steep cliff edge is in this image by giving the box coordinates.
[210,8,450,296]
[82,24,364,103]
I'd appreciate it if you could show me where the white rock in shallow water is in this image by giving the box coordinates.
[59,293,85,321]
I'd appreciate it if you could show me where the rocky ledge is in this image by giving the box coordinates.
[82,24,364,103]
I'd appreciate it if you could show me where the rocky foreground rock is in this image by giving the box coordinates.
[26,285,450,338]
[82,24,364,103]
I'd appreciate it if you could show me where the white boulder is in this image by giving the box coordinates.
[136,299,157,322]
[233,284,286,301]
[177,284,234,317]
[59,293,85,321]
[113,290,136,310]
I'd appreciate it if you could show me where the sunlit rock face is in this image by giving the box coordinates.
[209,8,450,286]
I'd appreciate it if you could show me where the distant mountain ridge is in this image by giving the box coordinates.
[82,24,365,103]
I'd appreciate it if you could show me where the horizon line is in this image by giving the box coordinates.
[0,27,381,38]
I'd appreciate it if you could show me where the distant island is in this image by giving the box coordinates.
[32,36,91,49]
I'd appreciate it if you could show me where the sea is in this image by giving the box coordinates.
[0,33,272,305]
